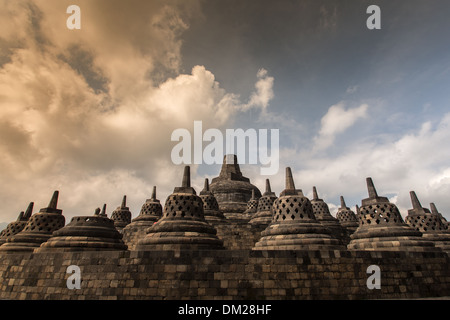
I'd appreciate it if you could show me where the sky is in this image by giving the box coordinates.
[1,0,450,224]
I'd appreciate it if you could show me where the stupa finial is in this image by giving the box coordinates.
[265,179,271,193]
[23,202,34,220]
[410,191,422,210]
[340,196,347,209]
[48,191,59,209]
[151,186,157,200]
[182,166,191,188]
[285,167,295,190]
[100,204,107,217]
[366,177,378,199]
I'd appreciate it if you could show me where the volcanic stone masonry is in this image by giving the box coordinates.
[405,191,450,253]
[111,196,132,233]
[310,187,348,245]
[35,207,127,252]
[253,167,345,251]
[199,178,226,222]
[0,191,65,253]
[348,178,440,252]
[0,157,449,300]
[0,202,33,245]
[249,179,278,227]
[136,166,224,251]
[209,154,261,215]
[243,189,259,216]
[336,196,359,236]
[122,187,162,250]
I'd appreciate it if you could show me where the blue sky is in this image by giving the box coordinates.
[0,0,450,224]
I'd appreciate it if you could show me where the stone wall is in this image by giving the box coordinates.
[0,248,449,300]
[211,214,265,250]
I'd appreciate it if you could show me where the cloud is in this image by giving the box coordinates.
[274,111,450,221]
[313,102,368,151]
[0,1,275,223]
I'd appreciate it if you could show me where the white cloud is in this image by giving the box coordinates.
[275,111,450,221]
[0,1,275,224]
[313,102,368,151]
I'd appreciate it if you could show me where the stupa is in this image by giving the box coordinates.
[249,179,277,226]
[335,196,359,234]
[0,202,34,245]
[111,195,132,232]
[348,178,439,252]
[130,187,162,225]
[199,178,226,222]
[243,189,259,215]
[122,187,162,249]
[404,192,450,253]
[253,167,346,251]
[310,187,348,244]
[430,203,449,230]
[36,206,127,252]
[137,166,224,250]
[209,154,261,214]
[0,191,65,253]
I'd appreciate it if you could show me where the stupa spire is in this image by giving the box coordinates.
[340,196,347,209]
[312,186,319,201]
[265,179,272,194]
[410,191,422,210]
[23,202,34,220]
[100,204,107,217]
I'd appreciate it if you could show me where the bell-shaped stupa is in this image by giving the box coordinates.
[122,187,162,249]
[348,178,439,252]
[0,191,65,253]
[137,166,224,250]
[336,196,359,234]
[131,187,162,225]
[0,202,34,245]
[111,195,132,232]
[249,179,277,226]
[199,178,226,222]
[243,189,259,216]
[430,203,449,230]
[209,154,261,214]
[405,192,450,253]
[310,187,348,244]
[253,168,346,250]
[36,206,127,252]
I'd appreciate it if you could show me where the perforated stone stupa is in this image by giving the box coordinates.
[137,166,224,250]
[122,187,162,249]
[310,187,348,244]
[111,195,132,232]
[405,191,450,253]
[209,155,261,214]
[253,168,346,251]
[130,187,162,226]
[36,207,127,252]
[249,179,277,226]
[336,196,359,234]
[0,202,34,245]
[348,178,439,252]
[430,203,449,230]
[0,191,65,253]
[243,189,259,215]
[199,178,226,222]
